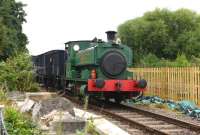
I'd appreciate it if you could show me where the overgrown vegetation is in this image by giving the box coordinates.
[0,84,9,104]
[118,8,200,67]
[4,107,41,135]
[0,1,41,133]
[0,52,39,92]
[0,0,37,92]
[0,82,40,135]
[0,68,40,134]
[76,118,100,135]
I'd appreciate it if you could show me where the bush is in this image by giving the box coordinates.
[0,52,39,92]
[171,54,191,67]
[138,53,191,67]
[139,53,161,67]
[4,107,41,135]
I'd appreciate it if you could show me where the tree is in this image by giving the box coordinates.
[0,0,27,61]
[0,22,10,60]
[118,8,200,65]
[0,1,38,92]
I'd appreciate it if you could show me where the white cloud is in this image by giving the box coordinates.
[17,0,200,55]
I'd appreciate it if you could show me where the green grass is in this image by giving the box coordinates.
[76,118,100,135]
[4,107,42,135]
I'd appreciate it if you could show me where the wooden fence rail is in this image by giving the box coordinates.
[130,67,200,105]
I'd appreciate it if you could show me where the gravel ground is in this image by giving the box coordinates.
[124,103,200,126]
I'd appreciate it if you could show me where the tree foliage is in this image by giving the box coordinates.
[118,8,200,66]
[0,0,27,61]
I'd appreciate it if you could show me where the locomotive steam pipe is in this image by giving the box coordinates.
[106,31,117,43]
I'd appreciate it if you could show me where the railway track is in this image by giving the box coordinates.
[62,93,200,135]
[94,103,200,135]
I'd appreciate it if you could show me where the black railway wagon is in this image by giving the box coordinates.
[34,50,66,89]
[31,56,37,66]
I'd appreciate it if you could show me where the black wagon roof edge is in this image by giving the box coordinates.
[65,40,92,44]
[35,49,65,56]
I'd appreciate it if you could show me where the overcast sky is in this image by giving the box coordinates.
[17,0,200,55]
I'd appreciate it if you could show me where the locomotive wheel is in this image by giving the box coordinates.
[105,96,110,102]
[114,97,122,104]
[132,91,143,100]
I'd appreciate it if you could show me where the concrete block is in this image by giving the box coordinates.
[26,92,57,101]
[74,108,130,135]
[0,105,5,109]
[50,111,85,134]
[74,108,102,119]
[94,118,130,135]
[32,97,75,119]
[20,98,35,113]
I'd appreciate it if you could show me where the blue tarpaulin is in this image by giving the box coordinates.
[131,96,200,120]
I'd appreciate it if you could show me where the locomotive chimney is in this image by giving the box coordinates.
[106,31,117,43]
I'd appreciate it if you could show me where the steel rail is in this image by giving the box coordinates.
[121,103,200,133]
[88,103,169,135]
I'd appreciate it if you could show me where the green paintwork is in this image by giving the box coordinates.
[81,69,90,79]
[80,85,87,96]
[65,40,133,81]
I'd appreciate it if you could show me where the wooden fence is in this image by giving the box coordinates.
[130,67,200,105]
